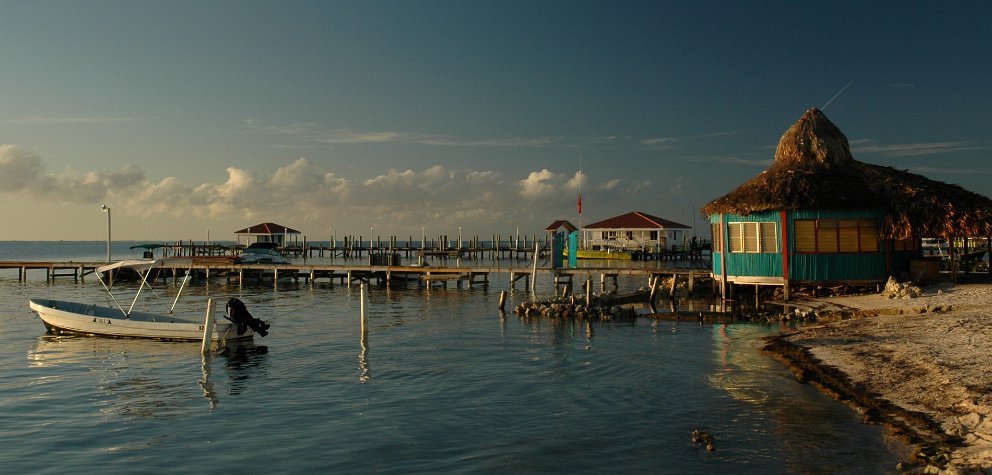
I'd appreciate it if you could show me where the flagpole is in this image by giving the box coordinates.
[578,152,583,249]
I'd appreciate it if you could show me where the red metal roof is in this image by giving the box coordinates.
[234,222,301,235]
[584,211,690,230]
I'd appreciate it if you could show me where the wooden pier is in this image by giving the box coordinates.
[0,261,102,283]
[136,234,551,262]
[0,259,711,294]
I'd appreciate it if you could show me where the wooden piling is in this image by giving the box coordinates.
[360,283,367,333]
[201,298,215,355]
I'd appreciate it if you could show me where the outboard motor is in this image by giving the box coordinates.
[226,298,270,337]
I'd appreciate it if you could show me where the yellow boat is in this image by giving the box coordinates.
[571,249,633,260]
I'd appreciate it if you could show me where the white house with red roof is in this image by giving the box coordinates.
[234,222,301,247]
[582,211,690,252]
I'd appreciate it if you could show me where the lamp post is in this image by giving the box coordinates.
[101,204,111,261]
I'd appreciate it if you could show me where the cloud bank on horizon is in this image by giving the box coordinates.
[0,143,647,239]
[4,128,986,241]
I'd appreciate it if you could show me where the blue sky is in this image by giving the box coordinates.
[2,1,989,241]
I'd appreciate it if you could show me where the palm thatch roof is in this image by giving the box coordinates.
[701,108,992,239]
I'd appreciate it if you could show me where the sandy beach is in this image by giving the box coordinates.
[763,277,992,473]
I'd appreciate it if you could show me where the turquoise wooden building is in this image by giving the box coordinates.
[702,108,992,299]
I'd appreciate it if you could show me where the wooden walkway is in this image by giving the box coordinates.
[141,236,549,261]
[0,259,712,293]
[134,235,712,263]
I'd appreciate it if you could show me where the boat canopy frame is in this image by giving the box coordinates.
[96,259,194,318]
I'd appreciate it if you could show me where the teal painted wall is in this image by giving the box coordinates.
[786,209,888,281]
[710,208,916,282]
[709,211,782,278]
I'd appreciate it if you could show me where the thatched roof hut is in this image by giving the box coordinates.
[701,108,992,240]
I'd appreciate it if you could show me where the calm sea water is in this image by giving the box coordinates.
[0,242,908,473]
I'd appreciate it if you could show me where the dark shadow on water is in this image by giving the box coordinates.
[200,340,270,409]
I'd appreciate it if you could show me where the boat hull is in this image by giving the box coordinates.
[29,299,253,342]
[574,249,633,260]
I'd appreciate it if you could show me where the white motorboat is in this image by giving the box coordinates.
[236,242,290,264]
[28,259,269,342]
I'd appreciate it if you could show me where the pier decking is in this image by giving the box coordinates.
[138,235,550,261]
[0,259,712,294]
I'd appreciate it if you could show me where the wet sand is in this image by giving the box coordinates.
[762,279,992,473]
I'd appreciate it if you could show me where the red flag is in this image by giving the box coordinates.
[577,194,582,215]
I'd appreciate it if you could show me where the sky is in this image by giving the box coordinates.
[1,0,990,242]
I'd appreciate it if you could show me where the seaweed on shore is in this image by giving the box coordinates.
[760,335,964,471]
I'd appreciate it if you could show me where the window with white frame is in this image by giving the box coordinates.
[728,222,778,253]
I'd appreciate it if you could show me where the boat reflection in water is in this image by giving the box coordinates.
[28,335,269,414]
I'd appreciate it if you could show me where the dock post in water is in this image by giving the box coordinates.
[360,284,368,339]
[498,290,507,311]
[201,298,216,355]
[529,242,538,292]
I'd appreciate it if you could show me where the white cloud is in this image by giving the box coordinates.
[0,145,44,190]
[631,180,653,193]
[0,145,145,201]
[693,155,772,167]
[4,116,132,125]
[565,171,587,191]
[641,131,741,151]
[600,179,622,191]
[851,140,981,157]
[1,144,656,238]
[418,136,564,148]
[466,170,501,183]
[518,169,559,199]
[641,137,677,150]
[271,157,324,189]
[242,120,571,150]
[908,166,992,176]
[318,130,407,144]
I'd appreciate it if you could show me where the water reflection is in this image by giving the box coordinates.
[706,322,911,470]
[199,354,218,409]
[710,323,777,403]
[198,341,270,408]
[358,320,370,383]
[27,335,269,415]
[215,341,269,397]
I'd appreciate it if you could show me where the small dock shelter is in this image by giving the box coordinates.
[581,211,691,253]
[702,108,992,299]
[545,220,578,237]
[235,222,301,247]
[545,220,578,267]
